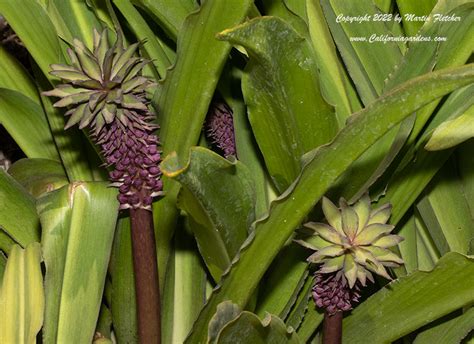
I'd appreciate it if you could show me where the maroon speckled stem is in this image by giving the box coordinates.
[130,208,161,344]
[322,311,343,344]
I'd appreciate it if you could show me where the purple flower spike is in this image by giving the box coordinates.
[312,271,361,315]
[205,102,237,157]
[98,113,163,210]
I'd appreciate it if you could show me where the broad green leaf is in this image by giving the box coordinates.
[132,0,198,40]
[305,0,361,123]
[318,0,404,200]
[260,0,308,36]
[386,2,474,146]
[0,89,59,161]
[219,16,337,191]
[37,0,74,44]
[255,244,308,319]
[415,215,438,271]
[321,0,402,105]
[185,64,474,343]
[425,105,474,150]
[109,217,138,344]
[397,213,418,274]
[342,253,474,343]
[8,158,68,198]
[161,147,255,281]
[335,1,473,201]
[208,301,241,344]
[416,160,474,255]
[219,66,270,217]
[162,225,208,344]
[0,46,40,103]
[0,0,64,79]
[50,0,103,49]
[153,0,252,287]
[217,313,301,344]
[285,271,313,331]
[396,0,437,36]
[414,307,474,344]
[385,1,471,91]
[112,0,174,78]
[209,302,301,344]
[458,141,474,220]
[0,243,44,344]
[38,182,119,344]
[0,253,5,281]
[295,304,323,343]
[382,84,474,226]
[0,170,40,246]
[0,230,16,255]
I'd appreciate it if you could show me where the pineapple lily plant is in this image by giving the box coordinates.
[0,1,473,344]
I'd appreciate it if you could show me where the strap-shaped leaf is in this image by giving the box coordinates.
[343,253,474,343]
[0,243,44,344]
[0,170,40,247]
[219,16,337,192]
[161,147,255,282]
[37,182,119,343]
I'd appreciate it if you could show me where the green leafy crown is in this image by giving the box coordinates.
[43,28,155,134]
[296,194,404,288]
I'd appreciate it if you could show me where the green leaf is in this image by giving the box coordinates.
[209,302,301,344]
[219,16,337,191]
[109,217,138,344]
[132,0,198,40]
[342,253,474,343]
[217,313,301,344]
[305,0,361,123]
[49,0,103,49]
[8,159,68,198]
[0,46,40,103]
[295,303,323,343]
[186,64,474,343]
[0,89,59,161]
[285,271,313,331]
[0,0,65,79]
[414,307,474,344]
[397,214,418,274]
[255,245,308,319]
[161,147,255,281]
[458,141,474,220]
[415,210,440,271]
[0,243,44,344]
[425,105,474,150]
[321,0,402,105]
[0,170,40,247]
[208,301,241,344]
[112,0,173,79]
[382,84,474,226]
[396,0,437,36]
[153,0,253,284]
[218,66,270,217]
[416,159,474,255]
[162,225,208,344]
[37,182,119,344]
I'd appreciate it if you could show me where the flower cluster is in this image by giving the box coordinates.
[297,194,403,313]
[44,29,162,209]
[312,272,360,315]
[205,102,236,157]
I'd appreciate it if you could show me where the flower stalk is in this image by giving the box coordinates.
[44,29,163,343]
